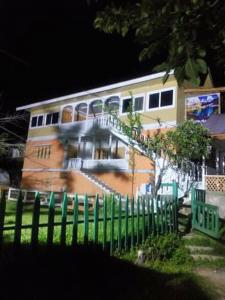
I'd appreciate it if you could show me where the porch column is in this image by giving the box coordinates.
[92,137,96,160]
[108,134,112,159]
[216,149,220,175]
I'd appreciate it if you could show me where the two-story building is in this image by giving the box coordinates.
[17,70,222,197]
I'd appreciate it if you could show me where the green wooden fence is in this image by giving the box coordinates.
[0,190,178,254]
[191,188,220,239]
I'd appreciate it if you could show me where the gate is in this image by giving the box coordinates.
[191,188,220,239]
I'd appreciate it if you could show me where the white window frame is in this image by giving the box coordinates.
[30,114,45,129]
[146,87,176,112]
[120,93,145,115]
[45,112,60,127]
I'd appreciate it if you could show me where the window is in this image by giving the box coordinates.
[122,98,132,113]
[89,100,103,117]
[62,106,73,123]
[148,89,174,110]
[31,115,44,128]
[149,93,159,109]
[134,96,144,111]
[105,96,120,113]
[46,112,59,125]
[75,103,87,121]
[36,145,51,159]
[161,90,173,107]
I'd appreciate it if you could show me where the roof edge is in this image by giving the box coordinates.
[16,70,174,111]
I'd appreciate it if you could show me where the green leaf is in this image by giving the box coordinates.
[196,58,208,74]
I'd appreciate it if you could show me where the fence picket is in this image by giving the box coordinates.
[118,195,122,251]
[0,191,6,248]
[83,194,89,244]
[103,194,107,250]
[151,197,155,235]
[93,194,99,244]
[72,193,79,246]
[131,197,134,249]
[31,192,40,247]
[141,197,145,243]
[14,191,23,247]
[110,194,115,255]
[147,196,150,236]
[137,196,140,245]
[47,192,55,246]
[125,195,129,251]
[60,192,68,246]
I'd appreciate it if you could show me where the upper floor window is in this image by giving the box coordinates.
[89,100,103,117]
[121,95,144,114]
[46,112,59,125]
[31,115,44,128]
[148,89,174,110]
[122,98,132,113]
[105,96,120,113]
[62,106,73,123]
[75,103,87,121]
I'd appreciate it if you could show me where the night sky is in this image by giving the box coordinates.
[0,0,154,113]
[0,1,224,114]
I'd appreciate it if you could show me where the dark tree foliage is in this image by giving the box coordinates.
[94,0,225,86]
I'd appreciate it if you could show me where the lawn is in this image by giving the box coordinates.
[2,200,146,247]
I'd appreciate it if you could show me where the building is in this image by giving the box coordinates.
[17,71,224,196]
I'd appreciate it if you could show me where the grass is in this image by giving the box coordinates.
[2,200,155,247]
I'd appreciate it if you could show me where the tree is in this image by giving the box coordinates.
[111,107,211,195]
[94,0,225,86]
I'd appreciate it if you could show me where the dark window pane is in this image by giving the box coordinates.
[46,114,52,125]
[52,112,59,124]
[149,93,159,109]
[37,115,43,126]
[161,90,173,107]
[134,97,143,111]
[122,98,132,113]
[31,116,37,127]
[89,100,103,115]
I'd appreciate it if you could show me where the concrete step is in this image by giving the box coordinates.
[186,245,214,253]
[191,254,225,261]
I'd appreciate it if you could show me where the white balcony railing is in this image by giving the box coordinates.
[67,158,128,171]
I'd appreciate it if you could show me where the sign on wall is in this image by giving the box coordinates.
[186,93,220,122]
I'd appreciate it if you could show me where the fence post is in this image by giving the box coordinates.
[93,194,99,244]
[60,192,68,246]
[14,191,23,247]
[110,194,115,255]
[47,192,55,247]
[83,194,89,245]
[147,196,150,236]
[72,193,79,246]
[31,192,41,248]
[0,191,6,249]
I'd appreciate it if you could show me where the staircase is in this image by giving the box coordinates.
[106,114,203,198]
[80,169,121,197]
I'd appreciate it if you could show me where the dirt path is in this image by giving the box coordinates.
[195,268,225,300]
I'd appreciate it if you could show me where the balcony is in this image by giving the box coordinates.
[59,115,111,137]
[67,158,128,171]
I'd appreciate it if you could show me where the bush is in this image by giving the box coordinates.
[142,234,182,261]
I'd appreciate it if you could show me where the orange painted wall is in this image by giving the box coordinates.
[23,139,64,170]
[21,171,103,195]
[93,171,154,197]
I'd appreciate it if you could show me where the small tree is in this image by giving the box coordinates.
[111,107,211,195]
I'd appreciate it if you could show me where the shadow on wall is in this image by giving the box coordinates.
[0,244,211,300]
